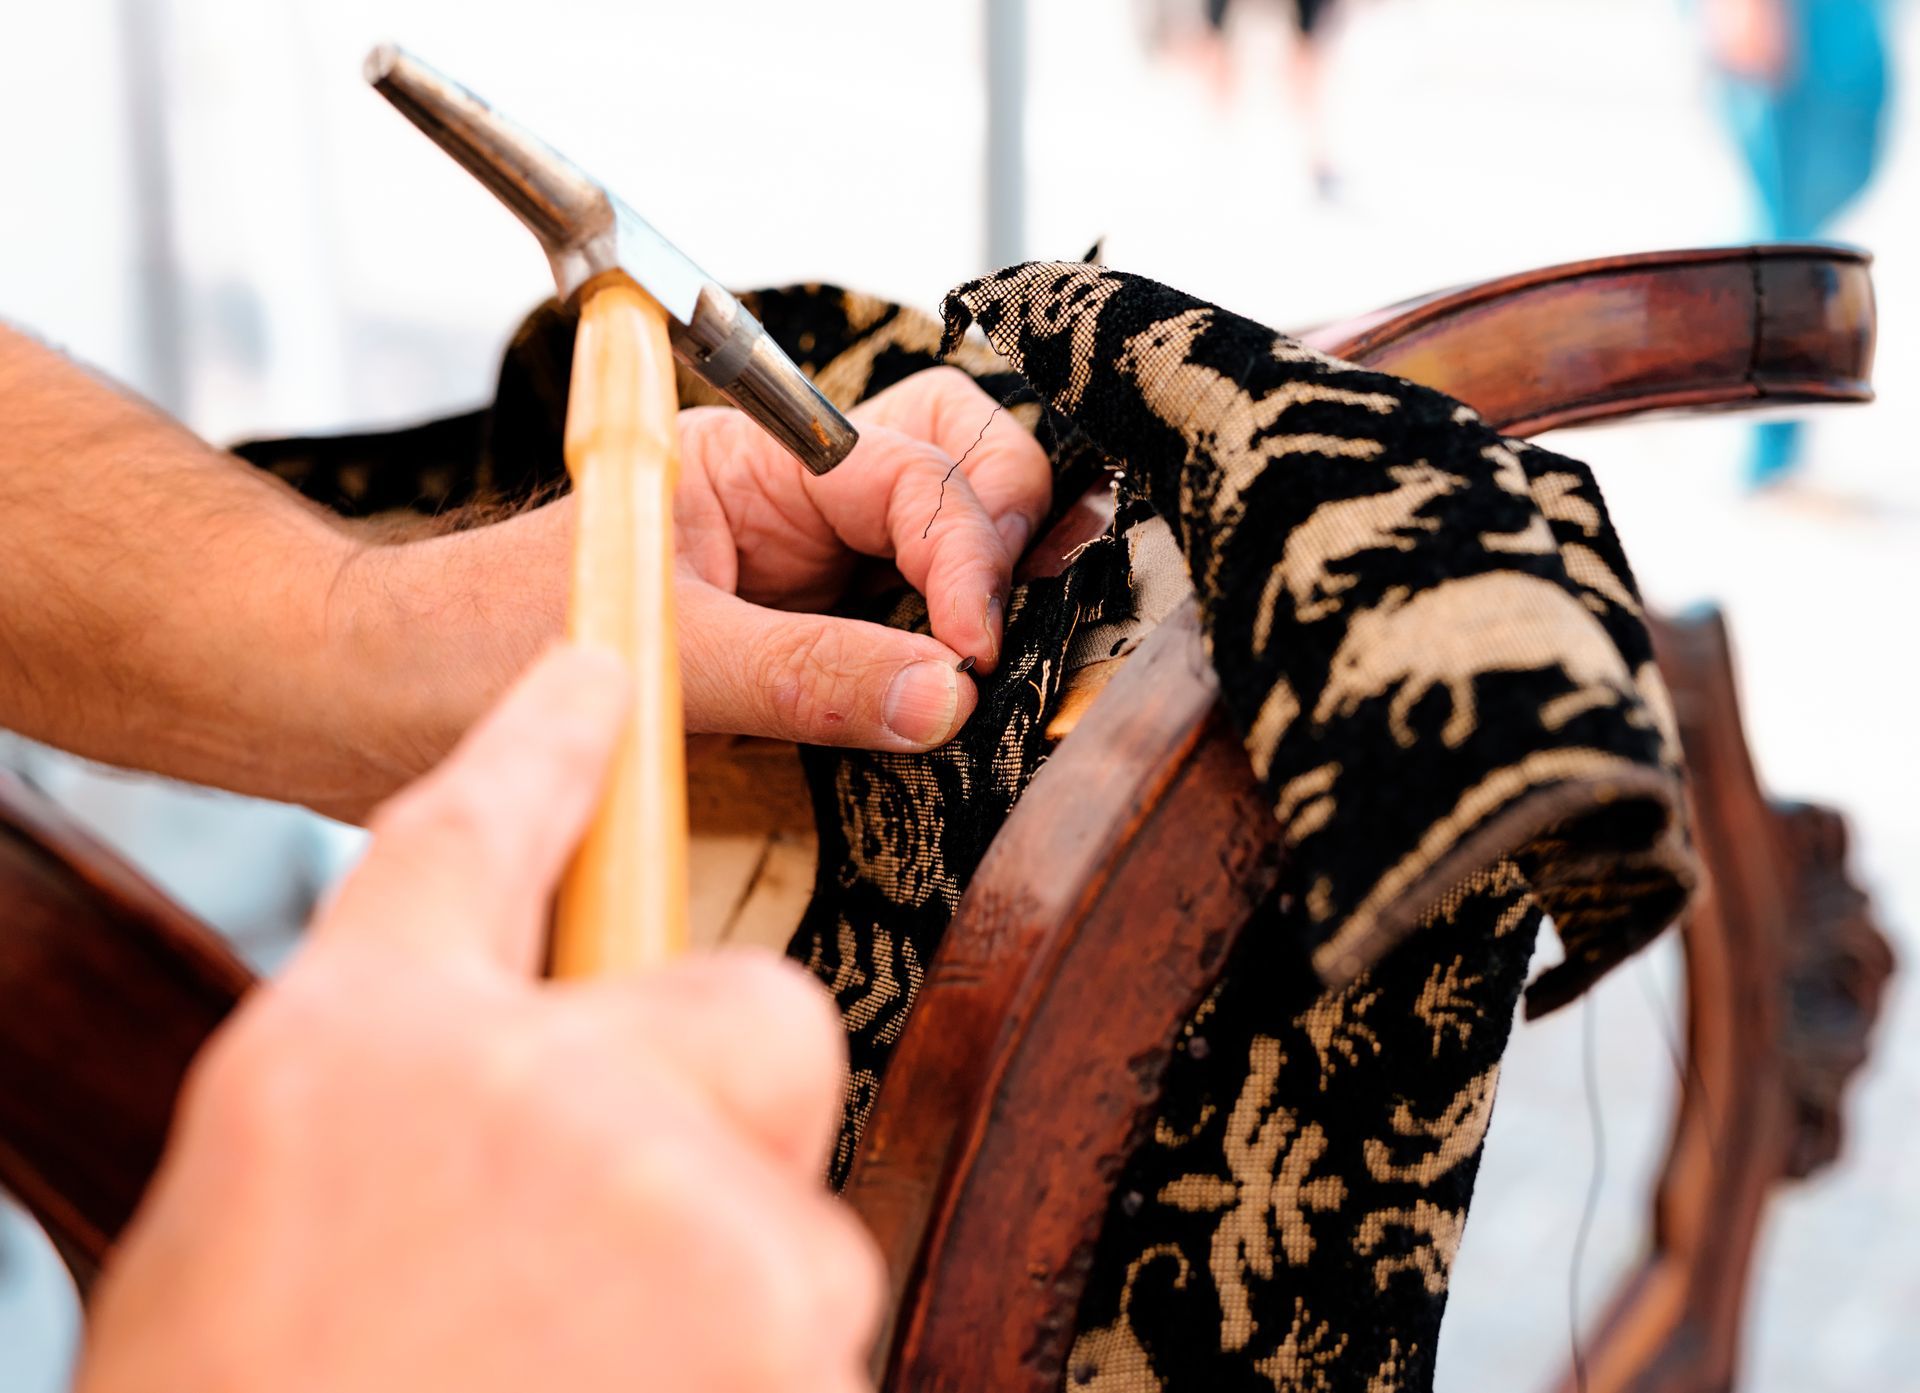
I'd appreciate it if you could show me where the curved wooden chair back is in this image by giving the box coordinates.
[0,771,250,1290]
[844,244,1883,1391]
[1554,609,1893,1393]
[0,246,1887,1393]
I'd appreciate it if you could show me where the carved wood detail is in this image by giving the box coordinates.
[1551,611,1893,1393]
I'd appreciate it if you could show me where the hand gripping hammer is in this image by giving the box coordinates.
[365,46,858,973]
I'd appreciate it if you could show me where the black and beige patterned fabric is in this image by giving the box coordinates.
[240,265,1692,1392]
[1065,865,1536,1392]
[940,264,1691,1013]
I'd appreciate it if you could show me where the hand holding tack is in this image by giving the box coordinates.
[366,45,859,970]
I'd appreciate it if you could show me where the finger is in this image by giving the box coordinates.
[680,580,977,750]
[800,422,1011,670]
[312,645,631,974]
[619,1108,883,1389]
[674,405,846,609]
[677,406,1012,669]
[854,365,1052,562]
[576,949,852,1178]
[780,1196,888,1374]
[576,962,886,1376]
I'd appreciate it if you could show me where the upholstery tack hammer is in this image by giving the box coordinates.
[366,46,859,974]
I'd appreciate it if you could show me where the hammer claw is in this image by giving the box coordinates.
[367,45,858,474]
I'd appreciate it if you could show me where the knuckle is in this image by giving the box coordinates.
[890,435,957,488]
[600,1139,738,1275]
[727,1206,882,1380]
[369,778,500,867]
[825,1210,889,1331]
[920,363,978,403]
[729,1245,822,1381]
[180,994,322,1158]
[725,954,848,1083]
[469,1019,553,1114]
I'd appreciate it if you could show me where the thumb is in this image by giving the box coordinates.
[310,645,631,975]
[680,580,979,750]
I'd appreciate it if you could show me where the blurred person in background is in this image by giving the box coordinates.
[1147,0,1350,196]
[1702,0,1894,487]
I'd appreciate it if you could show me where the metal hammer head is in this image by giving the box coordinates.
[365,44,857,474]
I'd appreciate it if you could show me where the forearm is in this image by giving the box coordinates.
[0,327,1035,813]
[0,324,530,818]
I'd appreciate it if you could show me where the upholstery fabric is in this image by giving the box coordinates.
[940,264,1692,1014]
[238,265,1692,1392]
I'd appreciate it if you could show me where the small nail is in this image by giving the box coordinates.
[883,660,962,746]
[956,655,977,673]
[997,512,1032,560]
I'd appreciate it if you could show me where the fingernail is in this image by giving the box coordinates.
[997,512,1032,560]
[984,593,1005,665]
[883,661,961,746]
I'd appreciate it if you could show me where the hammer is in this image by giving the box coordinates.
[366,46,859,974]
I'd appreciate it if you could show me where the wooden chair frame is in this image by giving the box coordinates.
[845,245,1886,1391]
[0,244,1888,1393]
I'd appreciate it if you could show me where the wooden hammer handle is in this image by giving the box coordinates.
[551,277,689,975]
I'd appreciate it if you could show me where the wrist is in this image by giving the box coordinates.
[148,509,411,821]
[312,507,568,820]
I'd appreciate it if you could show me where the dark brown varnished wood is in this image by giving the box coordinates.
[0,247,1884,1393]
[855,244,1881,1392]
[1300,244,1875,435]
[850,603,1277,1388]
[0,771,253,1290]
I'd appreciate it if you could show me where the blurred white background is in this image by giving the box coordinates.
[2,0,1917,1389]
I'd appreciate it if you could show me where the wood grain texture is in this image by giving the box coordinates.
[1547,611,1893,1393]
[1299,244,1874,436]
[850,602,1279,1387]
[552,277,690,975]
[0,248,1883,1388]
[855,244,1881,1392]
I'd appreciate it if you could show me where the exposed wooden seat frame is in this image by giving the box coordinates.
[0,245,1890,1393]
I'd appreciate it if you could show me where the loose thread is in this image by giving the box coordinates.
[1570,995,1606,1393]
[1635,955,1720,1164]
[920,389,1023,540]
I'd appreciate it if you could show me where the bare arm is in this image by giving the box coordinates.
[0,325,1048,821]
[0,324,437,817]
